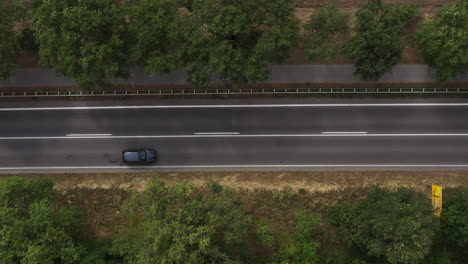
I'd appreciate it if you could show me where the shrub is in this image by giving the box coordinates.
[329,187,437,264]
[304,3,350,62]
[416,0,468,82]
[346,0,419,81]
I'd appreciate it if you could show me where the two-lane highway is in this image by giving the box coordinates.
[1,100,468,172]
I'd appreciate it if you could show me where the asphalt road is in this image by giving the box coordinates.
[1,100,468,172]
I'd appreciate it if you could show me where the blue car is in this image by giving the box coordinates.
[122,148,157,164]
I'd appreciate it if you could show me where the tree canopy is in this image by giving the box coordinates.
[416,0,468,82]
[346,0,418,81]
[126,0,183,74]
[177,0,299,88]
[328,187,437,264]
[112,180,253,264]
[273,211,320,264]
[33,0,131,89]
[0,0,26,80]
[440,189,468,249]
[0,177,84,264]
[303,3,350,62]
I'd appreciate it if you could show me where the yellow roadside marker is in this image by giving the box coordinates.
[432,185,442,217]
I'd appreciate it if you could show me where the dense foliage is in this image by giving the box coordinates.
[177,0,299,88]
[1,177,466,264]
[273,211,320,264]
[346,0,419,81]
[329,187,437,264]
[0,0,26,79]
[440,189,468,248]
[416,0,468,82]
[126,0,183,74]
[303,3,350,62]
[33,0,131,89]
[112,180,253,264]
[0,177,84,263]
[2,0,467,89]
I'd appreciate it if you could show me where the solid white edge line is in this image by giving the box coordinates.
[194,132,240,135]
[66,134,112,137]
[1,103,468,111]
[1,133,468,140]
[322,131,367,134]
[0,164,468,170]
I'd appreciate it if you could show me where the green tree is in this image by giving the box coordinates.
[126,0,184,74]
[33,0,131,89]
[304,3,350,62]
[329,188,437,264]
[440,188,468,248]
[0,0,27,79]
[273,211,320,264]
[112,180,253,264]
[0,177,84,263]
[346,0,418,81]
[416,0,468,82]
[178,0,299,88]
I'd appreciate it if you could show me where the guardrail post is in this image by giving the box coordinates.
[319,88,322,93]
[423,88,425,93]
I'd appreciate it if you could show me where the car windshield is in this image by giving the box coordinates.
[138,151,147,161]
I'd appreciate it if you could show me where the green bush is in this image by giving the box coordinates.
[416,0,468,82]
[347,0,419,81]
[273,211,321,264]
[328,187,437,264]
[178,0,299,88]
[304,3,350,62]
[0,177,85,263]
[440,188,468,248]
[112,180,253,264]
[33,0,131,89]
[0,0,27,79]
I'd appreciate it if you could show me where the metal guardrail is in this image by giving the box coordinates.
[1,87,468,97]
